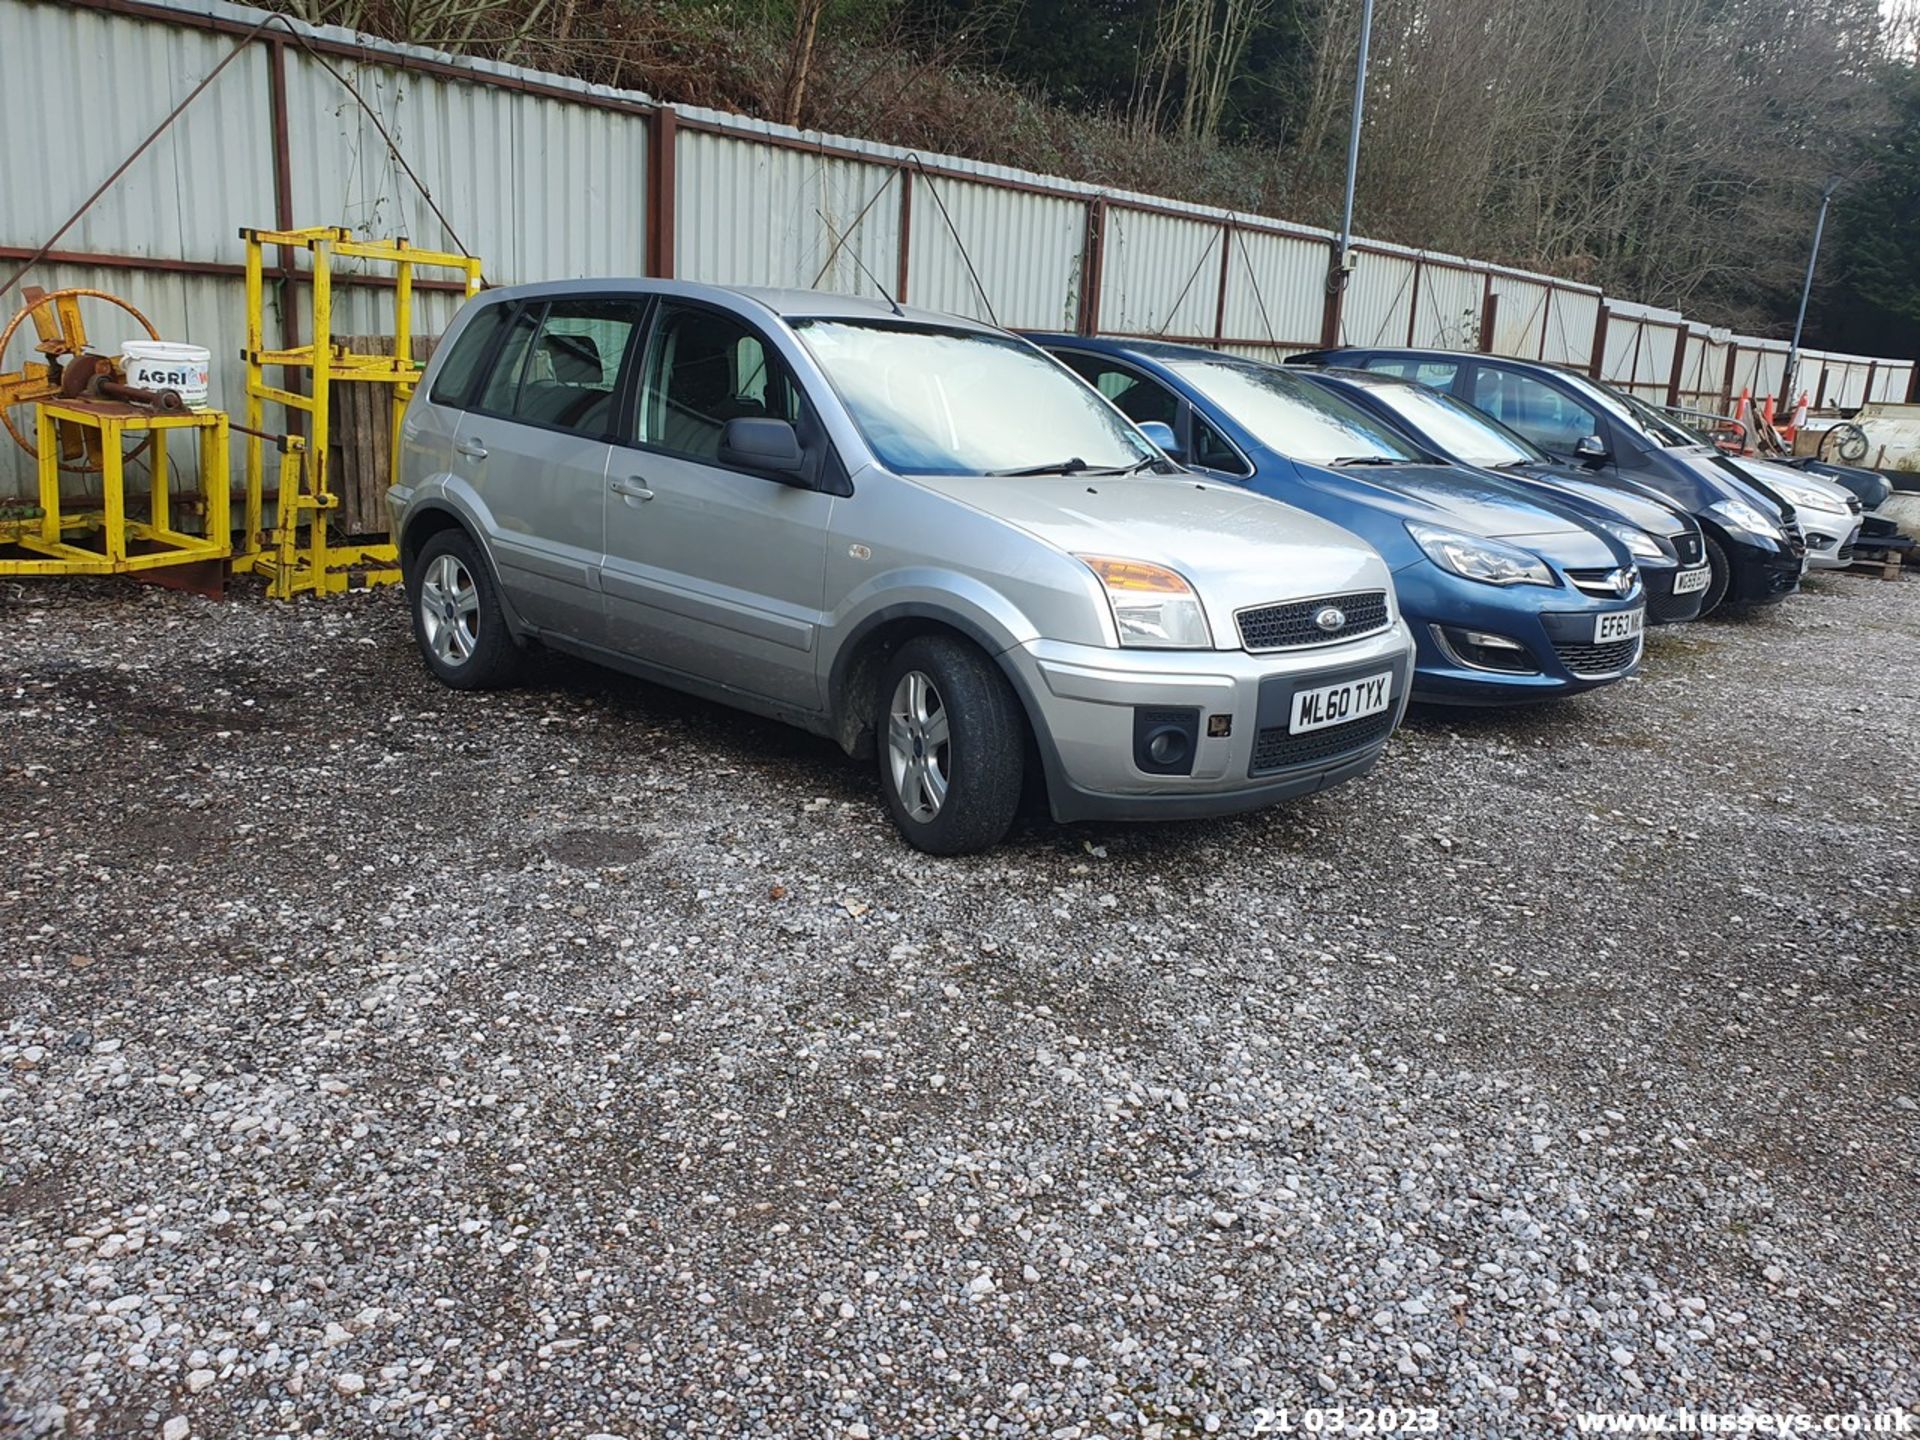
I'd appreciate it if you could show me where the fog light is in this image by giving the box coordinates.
[1433,624,1538,675]
[1132,707,1200,776]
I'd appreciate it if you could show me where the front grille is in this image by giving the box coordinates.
[1673,531,1703,565]
[1566,567,1638,599]
[1649,581,1703,623]
[1838,538,1856,562]
[1551,634,1643,677]
[1249,708,1395,776]
[1846,495,1863,515]
[1237,591,1389,651]
[1783,519,1807,560]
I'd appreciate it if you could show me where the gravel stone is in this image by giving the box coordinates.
[0,574,1916,1436]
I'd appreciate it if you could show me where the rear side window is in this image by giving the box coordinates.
[478,299,646,437]
[428,303,509,407]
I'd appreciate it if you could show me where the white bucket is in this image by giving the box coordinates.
[121,340,212,408]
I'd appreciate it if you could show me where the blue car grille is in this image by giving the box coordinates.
[1673,531,1704,565]
[1249,709,1395,776]
[1237,590,1390,651]
[1551,634,1643,678]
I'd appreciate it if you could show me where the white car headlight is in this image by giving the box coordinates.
[1708,498,1785,542]
[1771,479,1846,514]
[1600,520,1666,562]
[1077,555,1213,649]
[1406,522,1555,587]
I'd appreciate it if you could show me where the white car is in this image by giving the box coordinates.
[1727,457,1862,570]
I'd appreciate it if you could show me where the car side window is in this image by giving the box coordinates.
[1471,367,1597,452]
[475,306,541,415]
[637,304,804,462]
[429,303,509,407]
[1190,414,1251,477]
[1057,354,1180,428]
[482,299,644,437]
[1362,357,1459,390]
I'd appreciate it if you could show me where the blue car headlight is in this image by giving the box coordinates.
[1406,522,1556,587]
[1600,520,1667,563]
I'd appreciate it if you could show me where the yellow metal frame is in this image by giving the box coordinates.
[0,403,229,577]
[235,227,483,598]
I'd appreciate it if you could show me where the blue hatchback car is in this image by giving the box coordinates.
[1030,335,1649,705]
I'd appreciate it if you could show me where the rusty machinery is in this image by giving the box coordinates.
[0,286,231,593]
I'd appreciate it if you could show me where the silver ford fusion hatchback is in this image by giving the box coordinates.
[390,281,1415,853]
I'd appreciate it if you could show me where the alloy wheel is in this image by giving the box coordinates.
[886,669,952,823]
[419,552,481,667]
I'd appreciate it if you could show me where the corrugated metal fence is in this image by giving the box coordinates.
[4,0,1915,509]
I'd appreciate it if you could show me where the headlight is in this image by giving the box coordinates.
[1708,498,1785,542]
[1771,480,1845,514]
[1077,555,1213,649]
[1405,522,1555,587]
[1600,520,1666,562]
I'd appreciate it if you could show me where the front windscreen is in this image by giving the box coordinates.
[793,320,1155,476]
[1358,380,1545,467]
[1560,370,1702,448]
[1172,361,1423,465]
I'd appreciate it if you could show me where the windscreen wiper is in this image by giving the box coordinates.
[990,457,1089,476]
[1328,455,1401,467]
[1081,456,1163,476]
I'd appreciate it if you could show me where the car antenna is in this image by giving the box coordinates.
[813,206,905,317]
[911,154,999,328]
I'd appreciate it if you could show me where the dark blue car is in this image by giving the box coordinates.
[1287,347,1807,612]
[1031,334,1649,705]
[1293,366,1713,624]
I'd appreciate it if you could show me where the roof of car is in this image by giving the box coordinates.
[470,277,1002,334]
[1298,345,1589,380]
[1029,332,1271,367]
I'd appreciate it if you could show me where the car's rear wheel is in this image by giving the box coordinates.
[877,636,1025,855]
[408,529,524,690]
[1697,530,1731,618]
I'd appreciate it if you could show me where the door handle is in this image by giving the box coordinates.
[609,478,655,502]
[455,439,489,460]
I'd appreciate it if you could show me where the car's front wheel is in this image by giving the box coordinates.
[877,636,1025,855]
[1697,530,1731,618]
[407,529,525,690]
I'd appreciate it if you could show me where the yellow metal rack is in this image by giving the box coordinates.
[235,227,482,598]
[0,400,230,587]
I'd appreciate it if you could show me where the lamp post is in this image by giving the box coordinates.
[1331,0,1375,292]
[1782,174,1841,407]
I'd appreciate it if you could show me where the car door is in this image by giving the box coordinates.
[1462,363,1610,466]
[600,300,836,712]
[448,296,647,646]
[1053,351,1253,479]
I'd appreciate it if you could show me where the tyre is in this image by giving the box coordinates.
[876,635,1025,855]
[406,529,525,690]
[1697,530,1731,618]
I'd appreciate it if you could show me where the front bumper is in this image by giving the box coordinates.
[1008,621,1415,823]
[1390,559,1646,705]
[1799,509,1862,570]
[1644,558,1709,625]
[1716,527,1803,606]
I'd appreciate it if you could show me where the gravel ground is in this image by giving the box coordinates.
[1,572,1916,1440]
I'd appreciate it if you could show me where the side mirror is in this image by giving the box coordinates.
[1137,420,1185,462]
[719,417,806,479]
[1573,434,1608,464]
